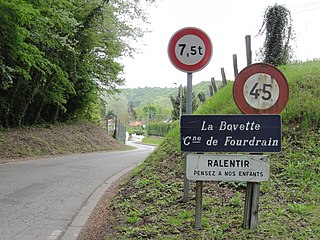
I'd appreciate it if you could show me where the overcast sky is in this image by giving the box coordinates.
[120,0,320,89]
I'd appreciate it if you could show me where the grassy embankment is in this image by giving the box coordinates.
[107,61,320,239]
[0,122,128,164]
[142,136,164,146]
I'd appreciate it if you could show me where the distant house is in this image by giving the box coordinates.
[130,120,143,127]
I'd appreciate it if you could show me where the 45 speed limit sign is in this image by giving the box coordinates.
[233,63,289,114]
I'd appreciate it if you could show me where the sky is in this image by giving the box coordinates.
[120,0,320,89]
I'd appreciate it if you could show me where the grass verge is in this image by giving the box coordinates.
[105,60,320,239]
[142,136,165,145]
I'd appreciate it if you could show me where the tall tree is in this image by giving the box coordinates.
[128,101,137,120]
[257,4,293,66]
[0,0,155,127]
[198,92,206,104]
[170,87,200,121]
[143,104,158,121]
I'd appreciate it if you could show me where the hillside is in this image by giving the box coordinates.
[121,81,217,109]
[104,81,222,122]
[0,122,127,164]
[101,61,320,239]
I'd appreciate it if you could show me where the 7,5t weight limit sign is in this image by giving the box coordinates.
[168,27,212,73]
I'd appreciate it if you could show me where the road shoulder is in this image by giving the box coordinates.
[60,166,132,240]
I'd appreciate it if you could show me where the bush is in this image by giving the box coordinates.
[128,127,146,136]
[147,122,176,137]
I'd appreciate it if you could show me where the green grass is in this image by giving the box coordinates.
[142,136,164,145]
[107,60,320,239]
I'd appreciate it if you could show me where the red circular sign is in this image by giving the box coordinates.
[233,63,289,114]
[168,27,212,73]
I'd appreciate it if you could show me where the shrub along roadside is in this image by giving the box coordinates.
[107,61,320,239]
[147,121,177,137]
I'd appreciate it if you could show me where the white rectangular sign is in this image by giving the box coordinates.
[186,154,270,182]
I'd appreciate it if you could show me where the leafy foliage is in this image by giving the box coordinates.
[258,4,293,65]
[143,104,158,121]
[0,0,153,127]
[147,121,176,137]
[170,86,204,120]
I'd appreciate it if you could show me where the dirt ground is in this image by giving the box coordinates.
[0,122,125,164]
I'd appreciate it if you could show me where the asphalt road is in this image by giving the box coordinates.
[0,142,155,240]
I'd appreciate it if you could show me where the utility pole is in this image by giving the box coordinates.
[179,84,183,118]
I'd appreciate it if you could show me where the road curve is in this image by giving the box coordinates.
[0,142,155,240]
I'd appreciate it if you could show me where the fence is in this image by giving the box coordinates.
[106,116,126,144]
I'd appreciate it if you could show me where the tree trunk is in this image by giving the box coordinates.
[17,84,39,126]
[51,105,59,123]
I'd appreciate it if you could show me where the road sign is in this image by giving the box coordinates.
[233,63,289,114]
[187,154,270,182]
[180,114,281,153]
[168,27,212,73]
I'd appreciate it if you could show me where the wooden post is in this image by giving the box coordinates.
[211,77,218,93]
[179,84,183,118]
[250,182,260,229]
[220,68,227,86]
[243,34,260,230]
[233,54,239,78]
[245,35,252,66]
[116,120,120,140]
[195,181,203,229]
[113,116,118,139]
[209,85,213,96]
[243,182,253,228]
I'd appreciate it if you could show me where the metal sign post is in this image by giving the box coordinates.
[183,72,193,203]
[168,27,212,227]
